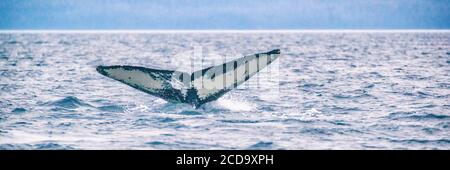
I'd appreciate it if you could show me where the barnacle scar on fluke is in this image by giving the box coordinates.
[96,49,280,108]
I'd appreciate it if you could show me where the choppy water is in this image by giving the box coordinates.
[0,32,449,149]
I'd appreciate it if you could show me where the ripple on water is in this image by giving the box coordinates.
[389,139,450,145]
[327,120,351,126]
[0,143,73,150]
[97,105,125,113]
[11,107,27,113]
[179,110,203,115]
[422,127,441,134]
[388,111,450,121]
[300,128,333,136]
[247,141,274,150]
[437,83,450,89]
[156,117,177,123]
[0,144,33,150]
[133,118,152,126]
[34,143,74,150]
[219,119,259,123]
[146,141,166,146]
[47,96,92,109]
[332,92,371,99]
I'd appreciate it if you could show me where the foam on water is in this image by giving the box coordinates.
[216,97,255,112]
[0,32,449,149]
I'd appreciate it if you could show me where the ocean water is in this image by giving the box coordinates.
[0,31,449,149]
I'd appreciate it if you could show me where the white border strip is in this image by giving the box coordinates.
[0,29,449,34]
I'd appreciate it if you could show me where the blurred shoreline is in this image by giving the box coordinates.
[1,29,450,34]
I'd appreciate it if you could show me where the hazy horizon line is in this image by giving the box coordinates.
[1,29,450,34]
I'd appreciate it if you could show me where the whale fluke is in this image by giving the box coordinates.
[96,49,280,108]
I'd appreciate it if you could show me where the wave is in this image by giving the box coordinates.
[247,141,274,150]
[300,128,333,136]
[388,111,450,120]
[11,107,27,113]
[219,119,259,123]
[46,96,92,109]
[389,139,450,145]
[97,105,125,113]
[34,143,74,150]
[0,143,74,150]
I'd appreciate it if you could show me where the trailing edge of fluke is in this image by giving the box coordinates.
[97,49,280,108]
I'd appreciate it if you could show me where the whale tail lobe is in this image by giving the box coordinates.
[96,49,280,108]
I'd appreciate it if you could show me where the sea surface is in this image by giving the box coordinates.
[0,31,449,149]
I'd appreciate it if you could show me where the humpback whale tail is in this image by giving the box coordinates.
[97,49,280,108]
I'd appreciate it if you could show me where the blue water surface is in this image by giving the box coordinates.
[0,32,449,149]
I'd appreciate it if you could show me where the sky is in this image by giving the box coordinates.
[0,0,449,29]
